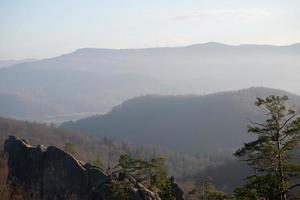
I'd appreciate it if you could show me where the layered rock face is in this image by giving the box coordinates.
[4,136,172,200]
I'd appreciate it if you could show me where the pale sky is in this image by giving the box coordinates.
[0,0,299,60]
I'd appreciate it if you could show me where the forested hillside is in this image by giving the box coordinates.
[62,87,300,154]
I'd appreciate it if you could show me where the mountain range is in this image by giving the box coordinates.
[0,43,299,121]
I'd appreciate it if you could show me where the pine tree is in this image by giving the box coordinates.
[110,154,176,199]
[234,95,300,200]
[188,177,227,200]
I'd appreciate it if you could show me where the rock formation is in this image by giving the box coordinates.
[4,136,154,199]
[4,136,184,200]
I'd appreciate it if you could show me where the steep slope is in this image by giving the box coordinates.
[62,87,300,154]
[0,43,299,120]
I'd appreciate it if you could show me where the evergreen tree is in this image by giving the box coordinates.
[234,95,300,200]
[109,154,176,200]
[188,177,227,200]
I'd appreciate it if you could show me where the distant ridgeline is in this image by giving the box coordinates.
[3,136,184,200]
[0,43,299,121]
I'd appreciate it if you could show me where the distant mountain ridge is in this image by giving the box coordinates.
[0,42,299,121]
[62,87,300,154]
[73,42,300,52]
[0,58,37,68]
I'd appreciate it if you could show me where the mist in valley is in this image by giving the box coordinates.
[1,1,300,199]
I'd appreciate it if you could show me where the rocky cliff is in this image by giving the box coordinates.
[4,136,183,200]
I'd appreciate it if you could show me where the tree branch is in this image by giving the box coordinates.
[248,119,268,128]
[280,114,297,131]
[288,183,300,191]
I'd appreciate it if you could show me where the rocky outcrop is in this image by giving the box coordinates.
[4,136,166,200]
[170,177,184,200]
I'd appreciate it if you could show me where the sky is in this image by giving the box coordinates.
[0,0,299,60]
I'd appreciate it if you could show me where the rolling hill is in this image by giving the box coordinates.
[0,43,299,121]
[62,87,300,154]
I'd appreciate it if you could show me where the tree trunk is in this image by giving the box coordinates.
[276,114,287,200]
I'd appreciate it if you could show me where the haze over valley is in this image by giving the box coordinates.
[1,1,300,199]
[0,43,299,122]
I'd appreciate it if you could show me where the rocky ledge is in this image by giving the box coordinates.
[4,136,183,200]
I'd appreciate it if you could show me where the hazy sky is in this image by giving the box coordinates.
[0,0,299,59]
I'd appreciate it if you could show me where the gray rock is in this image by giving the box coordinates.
[170,176,184,200]
[4,136,167,200]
